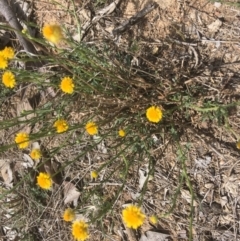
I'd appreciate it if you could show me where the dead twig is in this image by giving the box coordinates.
[81,0,121,41]
[112,2,158,36]
[168,38,198,46]
[0,0,36,53]
[188,46,199,67]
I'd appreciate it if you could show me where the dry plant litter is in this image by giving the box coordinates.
[0,0,240,240]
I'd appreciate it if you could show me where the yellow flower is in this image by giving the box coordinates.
[37,172,52,190]
[63,208,75,222]
[72,220,89,241]
[149,215,158,224]
[0,47,14,59]
[30,149,41,160]
[42,24,63,44]
[146,106,163,123]
[118,129,126,137]
[15,132,29,149]
[0,56,8,69]
[85,122,98,135]
[122,205,145,229]
[91,170,98,179]
[60,76,74,94]
[53,119,69,133]
[2,71,16,88]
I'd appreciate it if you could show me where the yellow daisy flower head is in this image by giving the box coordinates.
[37,172,52,190]
[53,119,69,133]
[30,149,41,160]
[72,220,89,241]
[63,208,76,222]
[15,132,29,149]
[146,106,163,123]
[91,170,98,179]
[0,56,8,69]
[2,71,16,88]
[85,122,98,135]
[60,76,74,94]
[42,24,63,44]
[149,215,158,224]
[0,47,14,60]
[122,205,145,229]
[118,129,126,137]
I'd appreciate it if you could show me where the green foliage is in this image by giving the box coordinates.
[208,0,240,8]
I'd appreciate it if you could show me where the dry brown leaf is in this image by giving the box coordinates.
[44,159,63,185]
[63,181,80,206]
[140,231,170,241]
[222,175,239,198]
[22,153,34,168]
[0,159,13,187]
[220,196,228,207]
[42,80,57,98]
[16,98,34,133]
[96,0,120,16]
[93,135,107,154]
[16,99,35,122]
[177,230,187,239]
[125,227,137,241]
[139,165,149,190]
[207,19,222,33]
[181,189,197,206]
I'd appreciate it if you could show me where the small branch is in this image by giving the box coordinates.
[112,2,158,36]
[168,38,198,46]
[0,0,36,53]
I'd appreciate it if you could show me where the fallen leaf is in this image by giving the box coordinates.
[139,165,149,190]
[125,227,137,241]
[130,192,141,200]
[220,196,228,207]
[181,189,197,206]
[22,153,34,168]
[0,159,13,187]
[178,229,187,239]
[43,154,63,185]
[44,162,62,185]
[94,135,107,154]
[63,181,80,206]
[207,19,222,33]
[96,0,120,16]
[16,98,35,122]
[222,175,240,198]
[140,231,170,241]
[194,156,211,169]
[16,98,35,133]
